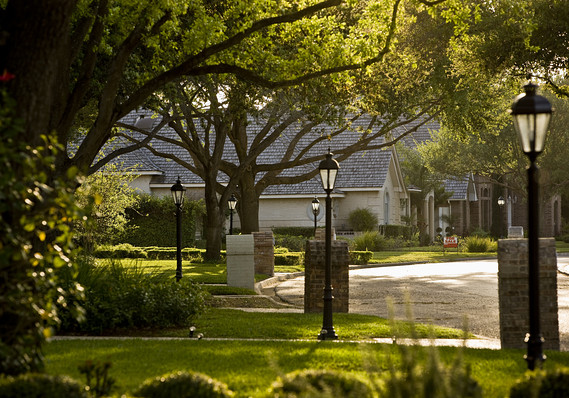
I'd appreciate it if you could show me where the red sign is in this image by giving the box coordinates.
[443,236,458,248]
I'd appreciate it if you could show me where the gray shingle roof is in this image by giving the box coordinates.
[106,111,439,195]
[443,176,471,200]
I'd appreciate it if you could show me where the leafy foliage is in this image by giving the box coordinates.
[352,231,388,251]
[0,373,88,398]
[348,208,379,232]
[378,345,482,398]
[268,369,375,398]
[74,163,139,249]
[57,258,208,334]
[78,359,115,398]
[133,371,234,398]
[121,194,205,247]
[0,87,85,375]
[463,236,497,253]
[509,368,569,398]
[349,251,373,265]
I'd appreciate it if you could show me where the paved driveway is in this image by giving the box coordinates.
[274,258,569,350]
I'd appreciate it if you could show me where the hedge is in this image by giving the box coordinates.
[274,252,304,266]
[379,224,414,239]
[349,251,373,265]
[272,226,314,238]
[92,245,226,263]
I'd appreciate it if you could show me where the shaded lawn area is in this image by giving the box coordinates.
[44,338,569,398]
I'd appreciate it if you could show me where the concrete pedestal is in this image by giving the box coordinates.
[226,235,255,290]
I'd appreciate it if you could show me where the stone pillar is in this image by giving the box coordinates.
[226,234,255,290]
[304,239,349,313]
[498,238,559,350]
[253,231,274,276]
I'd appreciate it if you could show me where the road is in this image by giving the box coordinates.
[273,258,569,350]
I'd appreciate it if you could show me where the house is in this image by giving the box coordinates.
[108,112,438,237]
[106,110,560,241]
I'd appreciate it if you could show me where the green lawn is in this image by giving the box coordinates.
[44,338,569,398]
[369,250,496,265]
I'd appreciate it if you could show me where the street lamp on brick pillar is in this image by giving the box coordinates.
[511,81,553,370]
[171,177,186,282]
[317,149,339,340]
[312,197,320,238]
[228,194,237,235]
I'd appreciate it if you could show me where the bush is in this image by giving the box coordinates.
[348,208,378,232]
[352,231,388,251]
[275,252,304,266]
[349,251,373,265]
[133,371,234,398]
[120,194,205,247]
[93,243,148,259]
[0,373,88,398]
[275,234,307,252]
[464,236,497,253]
[58,258,208,334]
[273,227,315,239]
[509,368,569,398]
[268,369,375,398]
[378,346,482,398]
[379,224,414,240]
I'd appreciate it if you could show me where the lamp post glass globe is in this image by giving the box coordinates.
[228,194,237,235]
[319,149,339,191]
[511,81,552,370]
[171,177,185,207]
[511,82,553,157]
[312,197,320,214]
[497,196,505,207]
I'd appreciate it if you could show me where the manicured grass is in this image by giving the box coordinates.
[43,338,569,397]
[369,250,496,264]
[556,240,569,253]
[171,308,468,340]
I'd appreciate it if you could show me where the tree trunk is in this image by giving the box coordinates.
[238,173,260,234]
[203,174,223,262]
[1,1,75,146]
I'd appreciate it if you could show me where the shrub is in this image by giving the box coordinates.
[58,258,208,334]
[349,251,373,265]
[348,208,378,232]
[275,252,304,266]
[352,231,388,251]
[509,368,569,398]
[268,369,375,398]
[273,227,314,238]
[93,243,148,259]
[0,373,88,398]
[133,371,234,398]
[378,346,482,398]
[464,236,497,253]
[275,234,307,252]
[120,194,205,247]
[379,224,414,239]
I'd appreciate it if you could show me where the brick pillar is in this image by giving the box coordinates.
[252,231,274,276]
[315,227,336,241]
[304,239,349,313]
[498,238,560,350]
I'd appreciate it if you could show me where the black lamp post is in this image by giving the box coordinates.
[317,149,339,340]
[312,196,320,237]
[228,194,237,235]
[171,177,186,282]
[511,81,553,370]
